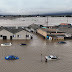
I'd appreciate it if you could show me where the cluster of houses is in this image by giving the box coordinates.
[27,23,72,40]
[0,23,72,41]
[37,28,65,40]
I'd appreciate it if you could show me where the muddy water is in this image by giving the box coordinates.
[0,17,72,26]
[0,34,72,72]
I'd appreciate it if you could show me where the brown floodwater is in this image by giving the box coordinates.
[0,34,72,72]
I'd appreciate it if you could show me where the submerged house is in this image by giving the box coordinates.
[37,28,65,40]
[0,27,13,40]
[28,24,43,33]
[58,23,71,28]
[0,27,33,40]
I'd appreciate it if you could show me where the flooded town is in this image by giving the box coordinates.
[0,16,72,72]
[0,0,72,72]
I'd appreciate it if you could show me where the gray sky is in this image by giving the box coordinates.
[0,0,72,15]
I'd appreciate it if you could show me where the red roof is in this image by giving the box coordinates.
[60,23,69,25]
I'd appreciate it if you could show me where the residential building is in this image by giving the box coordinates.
[58,23,71,28]
[0,26,33,40]
[37,28,65,39]
[28,24,43,33]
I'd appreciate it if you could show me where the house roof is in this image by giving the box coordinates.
[0,26,4,31]
[4,27,23,34]
[28,24,40,30]
[0,26,29,34]
[39,28,65,33]
[60,23,71,25]
[58,27,72,34]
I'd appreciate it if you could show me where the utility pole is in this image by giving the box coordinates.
[47,16,48,26]
[41,47,43,62]
[41,53,42,62]
[67,17,68,23]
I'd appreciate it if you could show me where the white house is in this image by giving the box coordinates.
[0,28,13,40]
[0,27,33,40]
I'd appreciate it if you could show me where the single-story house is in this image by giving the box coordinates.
[58,27,72,37]
[28,24,43,33]
[58,23,72,28]
[0,26,33,40]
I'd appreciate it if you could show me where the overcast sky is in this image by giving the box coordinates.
[0,0,72,15]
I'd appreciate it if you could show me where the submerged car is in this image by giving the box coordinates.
[58,41,66,44]
[45,55,58,60]
[1,42,12,46]
[20,43,27,46]
[5,55,19,60]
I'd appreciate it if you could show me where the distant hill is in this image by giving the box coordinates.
[38,12,72,17]
[0,12,72,17]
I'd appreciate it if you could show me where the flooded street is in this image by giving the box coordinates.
[0,34,72,72]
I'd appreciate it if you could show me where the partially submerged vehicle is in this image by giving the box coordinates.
[1,42,12,46]
[5,55,19,60]
[58,41,66,44]
[20,43,27,46]
[45,55,58,61]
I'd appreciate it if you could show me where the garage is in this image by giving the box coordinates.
[3,36,7,40]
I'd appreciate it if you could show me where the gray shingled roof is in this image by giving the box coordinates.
[58,27,72,34]
[5,28,23,34]
[0,27,4,31]
[0,26,24,34]
[28,24,40,30]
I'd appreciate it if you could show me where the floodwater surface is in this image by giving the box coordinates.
[0,34,72,72]
[0,17,72,26]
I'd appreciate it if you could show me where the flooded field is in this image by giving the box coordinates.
[0,34,72,72]
[0,17,72,26]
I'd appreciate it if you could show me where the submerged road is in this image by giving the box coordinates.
[0,34,72,72]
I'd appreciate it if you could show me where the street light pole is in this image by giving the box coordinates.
[67,17,68,23]
[41,53,42,62]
